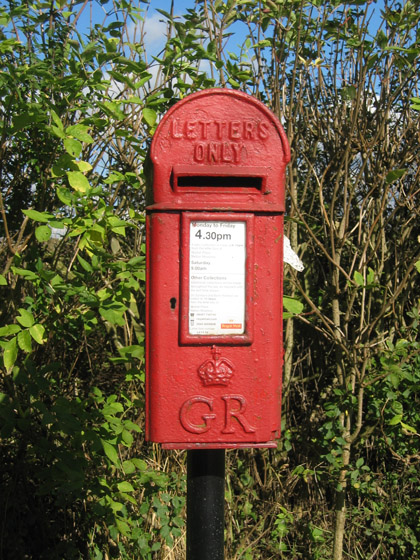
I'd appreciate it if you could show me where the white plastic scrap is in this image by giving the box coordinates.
[284,236,304,271]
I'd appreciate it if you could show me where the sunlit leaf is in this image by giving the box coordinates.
[66,124,94,144]
[29,324,46,344]
[35,225,52,242]
[354,271,364,286]
[17,309,34,328]
[0,324,21,337]
[18,329,32,353]
[3,337,18,371]
[142,107,157,127]
[117,481,135,493]
[64,137,82,158]
[22,209,54,222]
[67,171,90,193]
[283,296,304,315]
[389,414,402,426]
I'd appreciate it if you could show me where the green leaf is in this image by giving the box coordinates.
[29,324,46,344]
[0,274,7,286]
[74,160,93,173]
[385,169,406,184]
[104,172,125,184]
[0,324,21,337]
[142,107,157,127]
[283,296,304,315]
[354,271,364,286]
[131,458,147,471]
[67,171,90,193]
[17,309,35,328]
[66,124,94,144]
[50,125,66,139]
[64,137,83,158]
[410,97,420,111]
[389,414,402,426]
[97,101,125,120]
[401,422,417,434]
[388,373,400,388]
[99,307,126,326]
[117,481,135,493]
[50,109,64,130]
[11,267,38,280]
[415,260,420,273]
[101,440,119,465]
[122,460,136,474]
[22,209,54,222]
[115,519,130,537]
[342,85,357,100]
[18,329,32,353]
[35,225,52,242]
[56,187,73,206]
[3,337,18,371]
[77,254,93,272]
[121,429,133,446]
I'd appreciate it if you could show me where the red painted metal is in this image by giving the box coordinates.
[146,89,290,449]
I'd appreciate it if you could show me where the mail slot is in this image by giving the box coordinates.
[146,89,290,449]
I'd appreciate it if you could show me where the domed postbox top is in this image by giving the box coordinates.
[149,89,290,212]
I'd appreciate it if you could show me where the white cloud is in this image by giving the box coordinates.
[143,12,168,48]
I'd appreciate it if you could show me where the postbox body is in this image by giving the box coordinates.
[146,89,290,449]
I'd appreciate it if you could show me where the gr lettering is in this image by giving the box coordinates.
[179,394,256,435]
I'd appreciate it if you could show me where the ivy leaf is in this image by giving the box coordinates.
[0,274,7,285]
[99,307,126,326]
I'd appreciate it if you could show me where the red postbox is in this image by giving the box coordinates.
[146,89,290,449]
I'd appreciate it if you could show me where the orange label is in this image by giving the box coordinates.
[221,323,242,330]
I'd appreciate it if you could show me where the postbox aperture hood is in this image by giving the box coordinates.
[149,88,290,212]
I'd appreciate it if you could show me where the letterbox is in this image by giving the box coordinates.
[146,89,290,449]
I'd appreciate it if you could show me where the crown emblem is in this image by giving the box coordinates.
[198,346,235,386]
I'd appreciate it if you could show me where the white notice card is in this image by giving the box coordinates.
[189,221,246,335]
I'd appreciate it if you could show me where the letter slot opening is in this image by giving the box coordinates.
[172,165,267,194]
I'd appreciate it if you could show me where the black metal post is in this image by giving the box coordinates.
[187,449,225,560]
